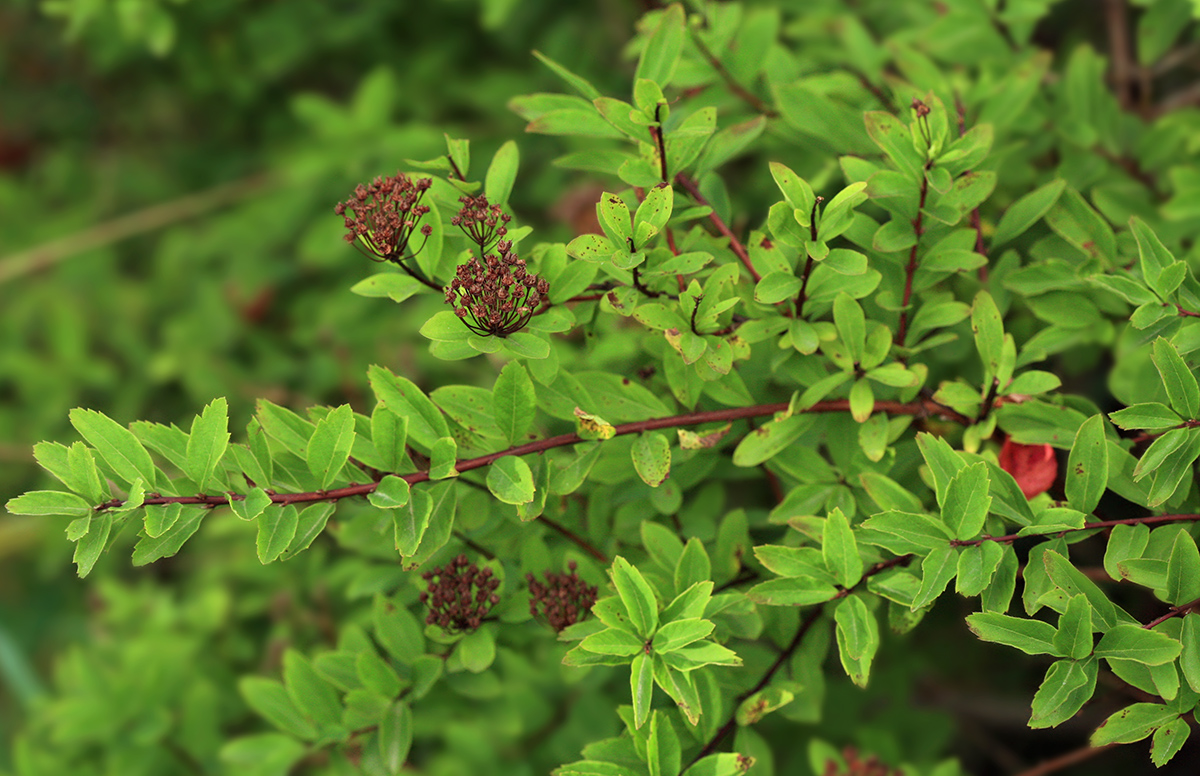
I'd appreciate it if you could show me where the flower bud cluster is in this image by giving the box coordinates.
[451,194,511,254]
[334,172,433,263]
[525,561,598,632]
[445,240,550,337]
[418,555,500,633]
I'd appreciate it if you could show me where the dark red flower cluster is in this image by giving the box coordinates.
[418,555,500,633]
[334,172,433,263]
[525,561,598,632]
[451,194,510,254]
[445,240,549,337]
[820,748,901,776]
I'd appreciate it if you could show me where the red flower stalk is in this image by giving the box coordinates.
[334,172,433,264]
[451,194,511,256]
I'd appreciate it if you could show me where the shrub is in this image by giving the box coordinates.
[8,2,1200,775]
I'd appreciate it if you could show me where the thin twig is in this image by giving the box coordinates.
[688,29,778,117]
[538,515,608,563]
[1013,743,1117,776]
[93,397,973,512]
[894,163,931,347]
[673,172,760,282]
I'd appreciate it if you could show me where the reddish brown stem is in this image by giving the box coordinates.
[95,398,971,513]
[894,167,930,347]
[952,513,1200,547]
[1014,743,1117,776]
[673,172,760,282]
[688,29,778,117]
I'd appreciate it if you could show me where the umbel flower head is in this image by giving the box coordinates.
[418,555,500,633]
[445,240,550,337]
[526,561,598,632]
[334,172,433,263]
[451,193,511,254]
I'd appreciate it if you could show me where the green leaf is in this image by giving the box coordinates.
[1108,403,1182,431]
[374,595,425,664]
[1091,703,1178,746]
[1166,528,1200,605]
[185,397,230,491]
[822,508,861,588]
[966,612,1060,656]
[458,627,496,673]
[641,520,683,572]
[581,628,644,656]
[1150,716,1190,768]
[653,619,715,653]
[69,408,157,488]
[73,512,111,578]
[281,503,335,561]
[864,111,922,178]
[860,510,953,555]
[1132,216,1176,297]
[532,50,602,101]
[630,652,654,729]
[769,164,815,215]
[484,140,519,207]
[394,489,432,557]
[1042,550,1122,630]
[368,365,450,448]
[238,677,317,740]
[219,734,306,771]
[1183,615,1200,693]
[1064,414,1108,515]
[144,502,182,538]
[611,556,659,637]
[683,753,754,776]
[257,505,299,564]
[833,292,866,363]
[955,541,1005,597]
[1029,657,1098,728]
[283,649,342,731]
[306,404,355,490]
[941,462,991,540]
[674,539,712,594]
[6,490,93,517]
[1094,624,1182,665]
[428,437,458,480]
[131,507,204,566]
[971,291,1004,381]
[747,577,838,607]
[732,412,813,467]
[369,475,411,509]
[633,184,673,244]
[632,432,671,487]
[647,710,682,776]
[1053,594,1095,660]
[735,686,795,727]
[492,362,536,448]
[912,545,959,610]
[634,4,685,88]
[1152,338,1200,418]
[378,702,413,775]
[835,594,878,687]
[487,455,535,504]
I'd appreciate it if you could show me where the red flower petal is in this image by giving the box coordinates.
[999,438,1057,499]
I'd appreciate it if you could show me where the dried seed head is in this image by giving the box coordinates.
[452,194,511,255]
[445,246,549,337]
[335,172,433,264]
[527,564,599,632]
[419,558,500,634]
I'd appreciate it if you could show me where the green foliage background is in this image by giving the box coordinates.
[5,0,1200,774]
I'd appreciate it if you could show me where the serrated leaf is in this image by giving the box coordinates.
[1152,338,1200,418]
[1029,657,1097,728]
[69,409,157,488]
[942,462,991,540]
[185,397,230,491]
[368,365,450,448]
[257,505,299,564]
[306,404,355,489]
[611,556,659,637]
[822,508,861,588]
